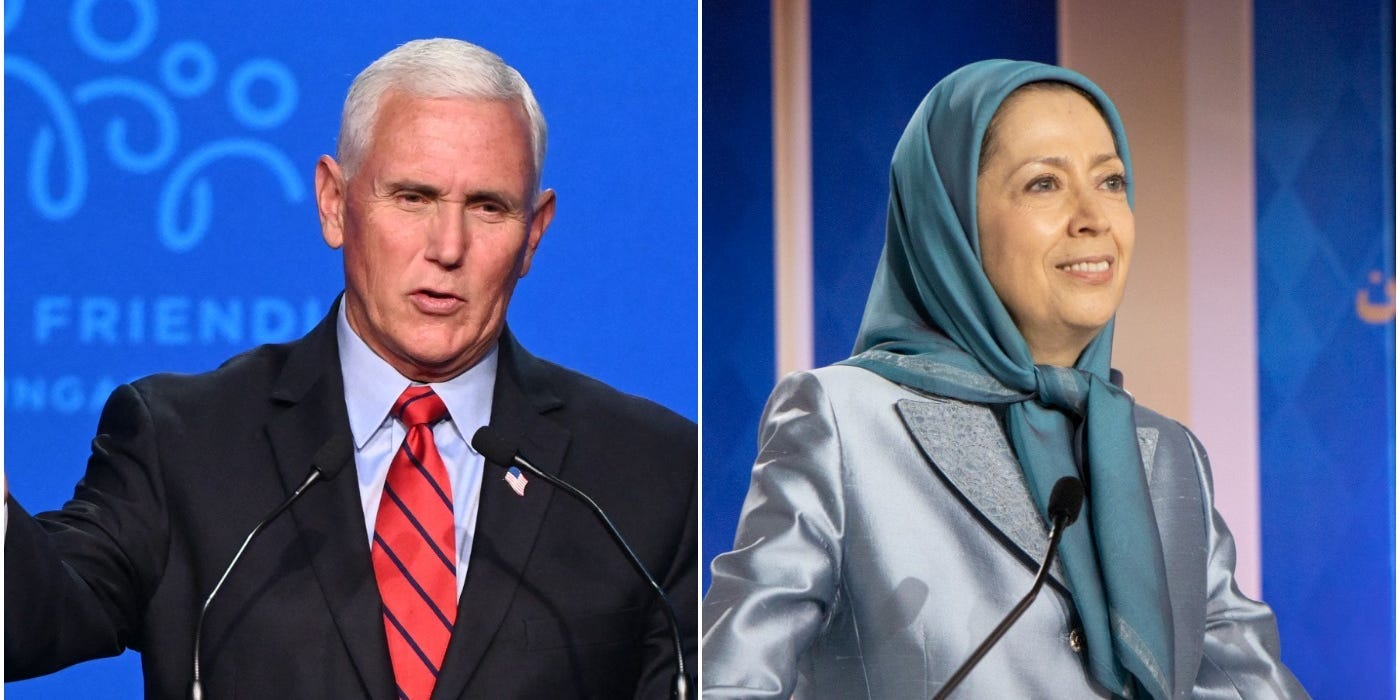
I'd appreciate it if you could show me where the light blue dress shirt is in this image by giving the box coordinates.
[336,300,495,597]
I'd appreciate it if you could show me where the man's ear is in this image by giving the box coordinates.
[315,155,347,249]
[519,188,556,277]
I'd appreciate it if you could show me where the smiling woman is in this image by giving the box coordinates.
[977,84,1135,367]
[702,59,1308,699]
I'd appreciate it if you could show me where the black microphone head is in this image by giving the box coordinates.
[1047,476,1085,527]
[310,436,353,481]
[471,426,518,466]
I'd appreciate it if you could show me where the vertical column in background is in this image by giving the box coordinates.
[1059,0,1264,597]
[1183,0,1262,601]
[1058,1,1192,465]
[773,0,815,377]
[1254,0,1396,696]
[700,2,776,585]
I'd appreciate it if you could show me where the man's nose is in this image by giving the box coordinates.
[426,209,468,267]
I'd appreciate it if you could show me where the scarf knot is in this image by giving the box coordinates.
[1033,365,1091,416]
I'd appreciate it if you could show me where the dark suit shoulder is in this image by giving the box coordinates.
[497,337,696,517]
[121,340,300,420]
[132,340,289,392]
[500,334,694,442]
[535,356,693,435]
[532,357,695,487]
[120,300,342,421]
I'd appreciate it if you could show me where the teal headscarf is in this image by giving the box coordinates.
[842,60,1174,699]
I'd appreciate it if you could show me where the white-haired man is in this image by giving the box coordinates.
[6,38,696,699]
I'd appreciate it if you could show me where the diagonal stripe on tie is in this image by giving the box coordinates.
[373,533,455,631]
[373,386,457,700]
[401,443,454,510]
[383,485,455,573]
[382,603,443,676]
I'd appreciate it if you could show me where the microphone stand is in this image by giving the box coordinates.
[933,476,1083,700]
[190,438,349,700]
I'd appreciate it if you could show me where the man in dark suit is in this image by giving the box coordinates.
[5,38,696,699]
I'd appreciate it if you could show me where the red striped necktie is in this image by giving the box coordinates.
[371,386,457,700]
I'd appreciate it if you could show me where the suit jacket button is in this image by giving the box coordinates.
[1068,628,1085,652]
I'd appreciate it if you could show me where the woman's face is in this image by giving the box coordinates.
[976,88,1134,366]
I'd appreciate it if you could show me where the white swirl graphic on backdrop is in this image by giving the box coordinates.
[6,0,306,252]
[6,54,89,219]
[70,0,156,63]
[160,140,304,252]
[74,77,179,173]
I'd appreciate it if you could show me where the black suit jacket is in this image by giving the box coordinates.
[5,307,697,698]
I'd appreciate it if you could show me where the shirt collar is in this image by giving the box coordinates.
[336,298,498,450]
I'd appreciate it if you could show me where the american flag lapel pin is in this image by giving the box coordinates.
[504,466,529,497]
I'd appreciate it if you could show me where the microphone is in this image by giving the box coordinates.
[471,426,692,700]
[933,476,1085,700]
[190,436,352,700]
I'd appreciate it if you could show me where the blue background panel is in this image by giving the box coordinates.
[700,0,774,589]
[1255,0,1395,696]
[809,0,1058,366]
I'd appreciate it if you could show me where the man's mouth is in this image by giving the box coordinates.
[411,289,464,312]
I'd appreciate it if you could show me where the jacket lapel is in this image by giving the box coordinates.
[895,397,1070,588]
[1137,426,1159,484]
[896,396,1164,598]
[431,331,570,700]
[264,308,397,700]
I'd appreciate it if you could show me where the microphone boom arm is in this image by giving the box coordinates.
[932,512,1072,700]
[933,475,1084,700]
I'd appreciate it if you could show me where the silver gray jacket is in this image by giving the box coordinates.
[703,366,1307,699]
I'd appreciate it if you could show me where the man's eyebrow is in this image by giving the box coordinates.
[378,180,526,210]
[381,179,443,197]
[462,189,525,210]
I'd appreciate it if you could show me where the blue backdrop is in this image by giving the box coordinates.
[4,1,696,696]
[808,1,1059,367]
[700,0,775,592]
[1255,0,1395,695]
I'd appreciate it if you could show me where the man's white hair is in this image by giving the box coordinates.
[336,38,547,190]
